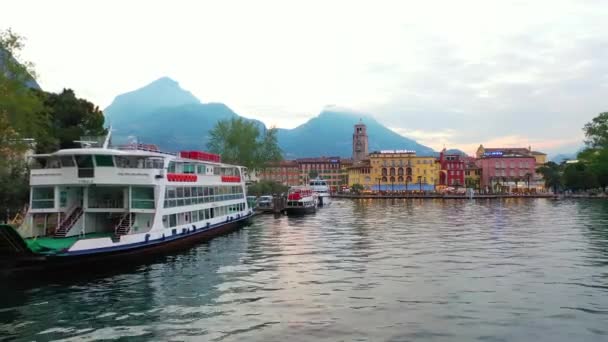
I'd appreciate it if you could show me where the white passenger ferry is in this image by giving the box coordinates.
[0,133,252,274]
[309,178,331,206]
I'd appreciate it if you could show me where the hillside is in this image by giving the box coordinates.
[104,77,438,156]
[277,110,436,158]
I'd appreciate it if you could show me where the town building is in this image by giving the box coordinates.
[464,156,482,189]
[347,159,372,189]
[368,150,439,191]
[476,145,547,192]
[475,148,537,192]
[257,160,300,186]
[352,120,369,163]
[339,158,353,191]
[437,149,465,187]
[297,157,344,190]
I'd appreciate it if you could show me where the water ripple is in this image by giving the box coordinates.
[1,198,608,341]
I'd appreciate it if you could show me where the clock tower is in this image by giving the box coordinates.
[352,120,369,162]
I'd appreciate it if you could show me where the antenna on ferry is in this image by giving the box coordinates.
[103,126,112,149]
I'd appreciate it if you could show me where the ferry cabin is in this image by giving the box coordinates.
[24,147,250,252]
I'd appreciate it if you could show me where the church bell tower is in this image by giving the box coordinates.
[352,120,369,162]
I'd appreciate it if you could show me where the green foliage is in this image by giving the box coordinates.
[0,29,46,144]
[465,177,480,189]
[0,28,108,215]
[0,157,29,221]
[563,162,598,191]
[536,162,562,193]
[247,180,288,197]
[351,183,364,193]
[573,112,608,192]
[578,147,608,191]
[207,117,282,171]
[308,170,319,179]
[36,89,106,152]
[583,112,608,149]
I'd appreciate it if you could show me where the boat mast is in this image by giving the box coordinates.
[102,126,112,149]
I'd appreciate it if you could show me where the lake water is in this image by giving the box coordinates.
[1,198,608,341]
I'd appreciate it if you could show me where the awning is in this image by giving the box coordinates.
[371,184,435,191]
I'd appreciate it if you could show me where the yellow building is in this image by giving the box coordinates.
[368,151,440,191]
[347,160,373,189]
[531,151,547,166]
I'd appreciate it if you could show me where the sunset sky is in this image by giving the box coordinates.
[2,0,606,155]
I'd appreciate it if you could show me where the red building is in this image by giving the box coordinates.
[438,149,465,187]
[475,149,536,192]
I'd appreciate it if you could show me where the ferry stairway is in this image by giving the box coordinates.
[114,213,135,237]
[54,207,83,238]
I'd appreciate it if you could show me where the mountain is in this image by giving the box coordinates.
[104,77,437,157]
[550,152,578,163]
[277,109,436,158]
[0,48,40,89]
[104,77,264,149]
[105,77,200,123]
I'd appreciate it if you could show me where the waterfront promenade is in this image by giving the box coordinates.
[333,193,557,199]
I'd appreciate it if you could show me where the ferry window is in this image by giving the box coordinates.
[210,208,214,218]
[95,155,114,167]
[213,167,220,175]
[197,165,204,174]
[168,162,176,173]
[166,187,176,199]
[75,155,94,168]
[192,210,198,222]
[32,187,54,209]
[183,164,195,174]
[176,187,184,198]
[131,186,155,209]
[162,215,169,228]
[199,210,205,220]
[60,156,75,167]
[169,214,177,227]
[184,187,191,198]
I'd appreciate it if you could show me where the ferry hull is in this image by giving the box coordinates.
[0,216,250,277]
[284,206,316,215]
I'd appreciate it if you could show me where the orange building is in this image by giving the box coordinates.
[258,160,300,186]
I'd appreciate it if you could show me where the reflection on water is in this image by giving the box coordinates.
[1,199,608,341]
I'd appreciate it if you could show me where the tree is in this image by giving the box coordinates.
[0,29,45,221]
[0,29,47,144]
[351,183,364,194]
[583,112,608,149]
[207,117,282,171]
[36,89,106,152]
[579,147,608,192]
[247,180,288,197]
[536,162,562,193]
[308,170,319,179]
[563,162,598,192]
[579,112,608,192]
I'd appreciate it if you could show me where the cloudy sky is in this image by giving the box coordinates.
[2,0,606,155]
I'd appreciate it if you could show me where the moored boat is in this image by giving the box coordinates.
[284,187,317,215]
[0,132,253,276]
[309,178,331,207]
[255,195,274,213]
